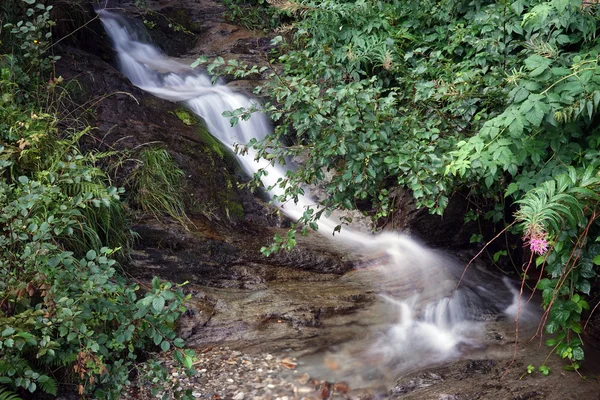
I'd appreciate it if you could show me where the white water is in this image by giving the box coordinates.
[99,10,529,382]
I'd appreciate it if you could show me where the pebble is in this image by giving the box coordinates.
[119,348,329,400]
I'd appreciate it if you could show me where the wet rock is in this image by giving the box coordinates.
[514,391,545,400]
[346,388,381,400]
[438,395,460,400]
[463,360,496,375]
[392,372,443,395]
[387,190,478,249]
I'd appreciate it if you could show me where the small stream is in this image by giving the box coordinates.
[98,10,539,391]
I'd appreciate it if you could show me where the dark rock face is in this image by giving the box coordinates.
[387,191,478,249]
[55,45,261,224]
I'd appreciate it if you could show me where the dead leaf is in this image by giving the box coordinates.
[281,357,297,369]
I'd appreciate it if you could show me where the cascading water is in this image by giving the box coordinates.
[98,10,534,385]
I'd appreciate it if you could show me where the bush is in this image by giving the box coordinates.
[1,1,195,398]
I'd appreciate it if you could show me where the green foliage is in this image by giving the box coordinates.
[1,4,195,398]
[195,0,600,365]
[128,147,190,227]
[222,0,284,31]
[0,388,21,400]
[1,0,60,80]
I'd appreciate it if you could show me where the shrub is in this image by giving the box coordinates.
[1,1,196,398]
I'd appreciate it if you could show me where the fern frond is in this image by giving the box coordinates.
[38,375,57,396]
[0,387,22,400]
[515,167,600,235]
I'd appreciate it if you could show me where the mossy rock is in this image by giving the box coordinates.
[172,107,243,173]
[171,107,246,220]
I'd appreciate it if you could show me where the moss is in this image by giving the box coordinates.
[172,107,199,126]
[220,174,245,219]
[224,199,245,218]
[196,125,225,159]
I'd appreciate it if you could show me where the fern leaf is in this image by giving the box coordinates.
[38,375,57,396]
[0,387,22,400]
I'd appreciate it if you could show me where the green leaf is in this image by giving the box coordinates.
[512,0,525,15]
[86,250,97,260]
[572,346,584,361]
[525,105,545,127]
[514,87,529,103]
[538,365,550,376]
[160,340,170,352]
[537,278,553,290]
[509,115,524,136]
[2,327,15,336]
[575,279,591,295]
[152,296,165,314]
[553,309,570,325]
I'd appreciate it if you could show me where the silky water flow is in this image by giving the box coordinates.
[99,10,537,386]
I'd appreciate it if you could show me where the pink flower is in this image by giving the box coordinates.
[529,237,548,255]
[523,227,549,255]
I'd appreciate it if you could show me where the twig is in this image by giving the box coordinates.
[450,221,516,300]
[503,251,534,377]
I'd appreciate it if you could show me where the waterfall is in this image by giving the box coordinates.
[98,10,532,382]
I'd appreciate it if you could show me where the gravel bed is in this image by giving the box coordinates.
[125,347,360,400]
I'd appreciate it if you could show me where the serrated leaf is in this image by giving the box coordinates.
[514,87,529,103]
[575,279,591,295]
[572,346,584,361]
[553,308,570,325]
[161,340,170,352]
[505,182,519,197]
[512,0,525,15]
[152,296,165,313]
[509,115,524,136]
[525,105,545,127]
[545,320,559,334]
[538,278,553,290]
[552,0,569,13]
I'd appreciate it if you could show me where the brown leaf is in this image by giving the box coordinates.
[281,357,297,369]
[318,382,331,400]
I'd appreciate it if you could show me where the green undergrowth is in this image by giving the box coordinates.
[222,0,285,31]
[128,147,190,227]
[0,1,197,399]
